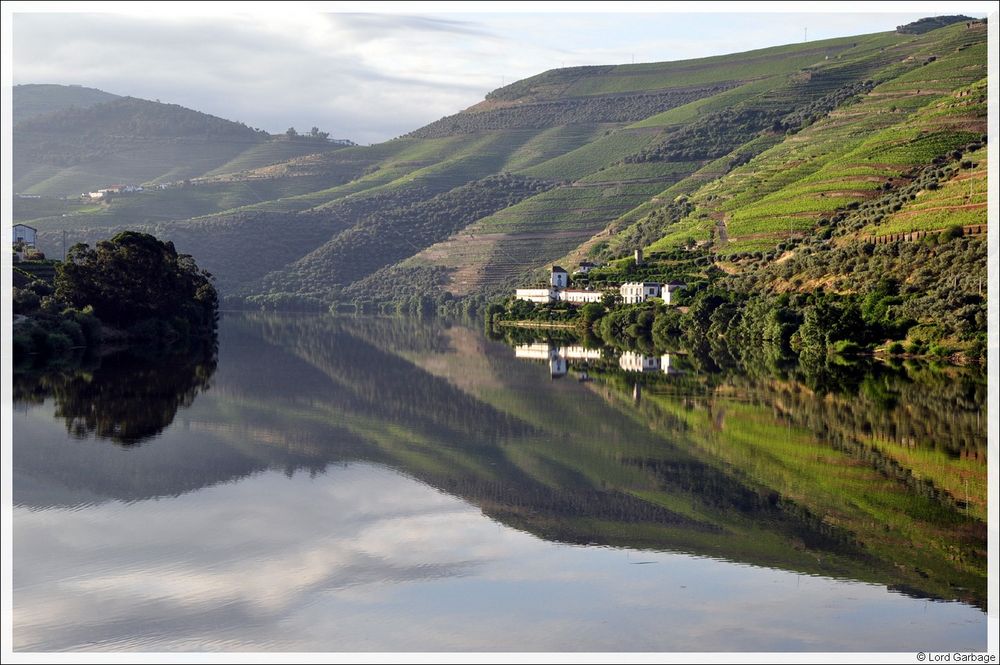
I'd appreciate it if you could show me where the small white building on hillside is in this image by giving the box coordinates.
[662,282,686,305]
[620,281,686,305]
[514,287,557,304]
[561,289,603,304]
[13,224,37,247]
[620,282,663,304]
[550,266,568,288]
[574,261,599,275]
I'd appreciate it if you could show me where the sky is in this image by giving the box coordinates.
[9,2,995,144]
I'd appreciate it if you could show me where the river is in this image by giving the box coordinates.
[11,313,987,652]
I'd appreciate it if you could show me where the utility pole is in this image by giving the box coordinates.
[62,229,66,261]
[804,27,808,42]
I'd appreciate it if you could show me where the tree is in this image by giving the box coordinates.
[309,126,330,140]
[285,126,298,138]
[55,231,217,334]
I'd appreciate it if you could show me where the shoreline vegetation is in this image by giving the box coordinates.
[486,237,986,367]
[13,231,218,366]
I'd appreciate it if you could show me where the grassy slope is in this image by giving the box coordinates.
[638,23,986,255]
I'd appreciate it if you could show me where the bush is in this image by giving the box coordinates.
[44,332,73,355]
[886,341,905,355]
[831,340,863,355]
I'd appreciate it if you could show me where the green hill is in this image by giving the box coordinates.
[12,95,349,197]
[18,20,987,312]
[12,83,121,124]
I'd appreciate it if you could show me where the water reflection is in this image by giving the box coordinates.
[12,314,987,651]
[14,343,217,445]
[512,342,684,378]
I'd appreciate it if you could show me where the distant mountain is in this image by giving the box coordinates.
[13,95,350,196]
[13,83,120,124]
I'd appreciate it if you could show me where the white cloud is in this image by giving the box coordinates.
[13,463,987,652]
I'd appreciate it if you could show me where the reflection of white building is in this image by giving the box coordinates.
[619,351,681,375]
[619,351,661,372]
[514,343,602,378]
[561,346,603,361]
[514,343,555,360]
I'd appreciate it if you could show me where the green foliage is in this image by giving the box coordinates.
[55,231,217,333]
[410,84,737,138]
[896,16,976,34]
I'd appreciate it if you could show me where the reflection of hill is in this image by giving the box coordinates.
[13,314,986,610]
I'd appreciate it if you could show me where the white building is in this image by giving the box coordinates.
[514,288,557,304]
[560,289,603,304]
[574,261,599,275]
[13,224,37,247]
[619,281,686,305]
[550,266,568,288]
[620,282,663,304]
[662,282,686,306]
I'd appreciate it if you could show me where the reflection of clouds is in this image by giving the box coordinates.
[15,465,986,652]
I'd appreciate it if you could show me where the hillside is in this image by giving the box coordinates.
[12,83,121,124]
[12,94,349,196]
[18,19,987,314]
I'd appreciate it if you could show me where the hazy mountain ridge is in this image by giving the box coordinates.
[12,83,121,124]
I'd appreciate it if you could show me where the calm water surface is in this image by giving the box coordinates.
[12,314,987,651]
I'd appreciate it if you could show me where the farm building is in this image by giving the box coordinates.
[620,282,662,304]
[550,265,568,288]
[514,287,558,303]
[620,282,686,305]
[13,224,37,247]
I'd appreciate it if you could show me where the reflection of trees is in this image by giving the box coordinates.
[14,343,217,445]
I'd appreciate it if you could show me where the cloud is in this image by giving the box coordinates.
[13,463,987,652]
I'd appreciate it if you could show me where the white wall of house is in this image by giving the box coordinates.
[13,225,37,246]
[663,284,685,306]
[515,288,557,303]
[560,289,603,304]
[550,269,568,288]
[620,282,662,304]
